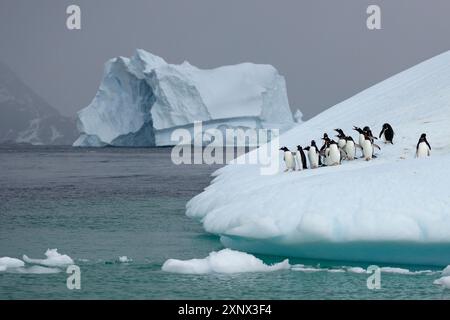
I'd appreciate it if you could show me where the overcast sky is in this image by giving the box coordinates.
[1,0,449,119]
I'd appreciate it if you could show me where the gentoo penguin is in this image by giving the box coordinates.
[280,147,296,171]
[304,140,320,169]
[416,133,431,158]
[379,123,394,144]
[344,136,357,160]
[361,133,381,161]
[335,129,347,149]
[353,126,365,148]
[328,140,341,166]
[363,126,377,143]
[353,126,366,157]
[295,145,308,170]
[335,128,347,159]
[320,133,331,166]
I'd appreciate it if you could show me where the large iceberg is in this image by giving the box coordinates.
[73,50,294,147]
[186,50,450,266]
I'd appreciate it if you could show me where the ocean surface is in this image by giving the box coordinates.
[0,146,448,299]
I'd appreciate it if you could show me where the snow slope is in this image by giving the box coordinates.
[74,50,294,147]
[186,50,450,266]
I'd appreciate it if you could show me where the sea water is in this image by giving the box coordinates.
[0,146,448,299]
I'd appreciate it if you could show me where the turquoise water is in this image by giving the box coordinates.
[0,146,448,299]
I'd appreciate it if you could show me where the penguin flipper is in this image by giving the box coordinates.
[373,143,381,150]
[355,144,363,150]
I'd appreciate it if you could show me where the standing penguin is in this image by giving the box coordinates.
[379,123,394,144]
[353,126,365,147]
[328,140,341,166]
[416,133,431,158]
[320,133,331,166]
[363,126,377,143]
[335,128,347,158]
[344,136,357,160]
[361,133,381,161]
[335,129,347,148]
[280,147,296,171]
[304,140,321,169]
[295,145,308,170]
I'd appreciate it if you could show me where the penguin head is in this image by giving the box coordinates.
[279,146,289,152]
[334,128,345,137]
[363,126,371,133]
[322,133,329,139]
[303,146,310,151]
[382,123,390,130]
[353,126,363,134]
[297,145,303,151]
[311,140,317,146]
[420,133,427,140]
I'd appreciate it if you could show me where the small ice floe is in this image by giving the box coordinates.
[0,257,25,271]
[291,264,345,273]
[118,256,132,263]
[162,249,290,274]
[433,276,450,289]
[23,249,74,267]
[13,266,61,274]
[441,265,450,276]
[346,267,368,274]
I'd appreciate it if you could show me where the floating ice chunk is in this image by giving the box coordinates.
[441,265,450,276]
[23,249,74,267]
[347,267,368,274]
[0,257,25,270]
[14,266,62,274]
[162,249,290,274]
[118,256,132,263]
[433,276,450,289]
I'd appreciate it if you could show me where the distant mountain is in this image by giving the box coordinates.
[0,61,77,145]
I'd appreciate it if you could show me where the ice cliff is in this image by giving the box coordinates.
[73,50,294,147]
[186,50,450,266]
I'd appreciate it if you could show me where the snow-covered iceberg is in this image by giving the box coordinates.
[73,50,294,147]
[186,50,450,266]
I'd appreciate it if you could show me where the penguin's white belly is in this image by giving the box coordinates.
[284,152,296,170]
[308,150,319,168]
[295,153,304,170]
[345,142,356,160]
[329,145,340,165]
[381,132,386,143]
[362,140,373,160]
[338,139,346,149]
[417,143,430,157]
[359,134,365,146]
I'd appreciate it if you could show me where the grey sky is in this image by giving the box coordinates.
[1,0,449,120]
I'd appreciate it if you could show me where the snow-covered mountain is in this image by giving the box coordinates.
[74,50,294,147]
[0,61,77,145]
[187,50,450,266]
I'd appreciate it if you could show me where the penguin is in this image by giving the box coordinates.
[344,136,357,160]
[335,129,347,148]
[280,147,296,171]
[361,133,381,161]
[320,133,331,166]
[416,133,431,158]
[363,126,377,143]
[327,140,341,166]
[335,128,347,159]
[353,126,366,157]
[304,140,320,169]
[353,126,365,148]
[379,123,394,144]
[295,145,308,170]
